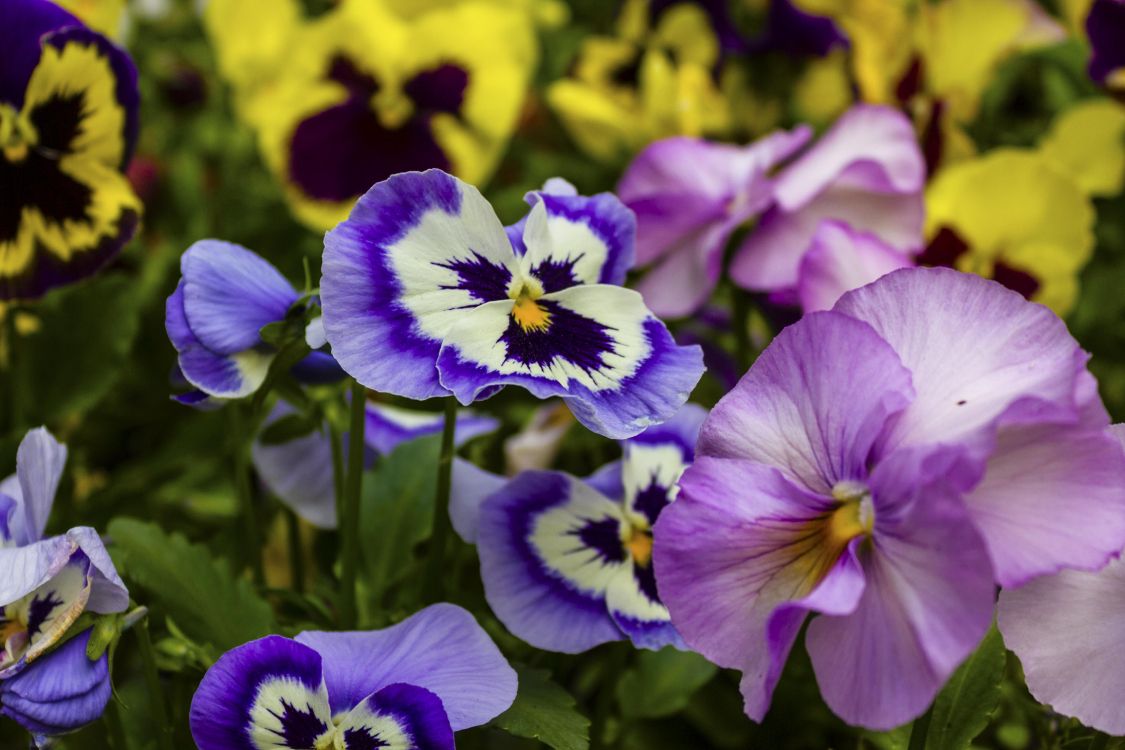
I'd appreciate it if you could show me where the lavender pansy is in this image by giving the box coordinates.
[998,426,1125,736]
[730,105,926,296]
[617,127,811,318]
[0,428,128,735]
[652,268,1125,729]
[796,221,912,313]
[189,603,517,750]
[252,401,498,529]
[452,404,706,653]
[166,240,344,402]
[321,169,705,439]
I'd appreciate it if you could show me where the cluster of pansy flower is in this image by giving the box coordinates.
[0,428,130,738]
[0,0,140,302]
[201,0,539,231]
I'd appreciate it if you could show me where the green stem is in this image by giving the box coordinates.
[104,698,128,750]
[338,380,367,629]
[136,618,175,750]
[285,506,305,594]
[231,405,265,586]
[422,398,458,603]
[907,703,934,750]
[330,424,345,527]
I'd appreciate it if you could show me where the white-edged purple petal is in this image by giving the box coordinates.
[806,448,996,730]
[620,404,707,527]
[321,169,517,400]
[180,240,298,356]
[448,459,507,545]
[697,311,914,495]
[0,528,127,617]
[476,471,625,653]
[294,603,516,730]
[518,187,635,288]
[190,635,333,750]
[605,563,683,651]
[364,403,498,455]
[437,284,704,439]
[834,267,1100,473]
[964,422,1125,586]
[2,554,91,675]
[796,221,913,313]
[0,630,111,737]
[998,554,1125,735]
[6,427,66,546]
[335,683,454,750]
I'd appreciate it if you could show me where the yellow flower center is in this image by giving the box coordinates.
[625,526,654,567]
[510,281,552,332]
[372,88,415,130]
[0,104,37,163]
[827,480,875,545]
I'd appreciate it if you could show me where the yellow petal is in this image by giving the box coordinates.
[1039,99,1125,197]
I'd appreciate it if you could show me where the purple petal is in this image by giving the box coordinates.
[605,564,684,651]
[251,405,338,530]
[652,457,860,719]
[13,427,67,545]
[190,635,333,750]
[998,555,1125,735]
[621,404,708,526]
[364,403,498,456]
[0,630,111,736]
[796,221,913,313]
[180,240,298,355]
[632,219,735,319]
[806,448,996,730]
[475,471,625,653]
[448,458,507,544]
[437,285,705,439]
[697,311,914,495]
[336,683,454,750]
[0,0,79,106]
[1087,0,1125,87]
[518,188,636,287]
[834,267,1100,471]
[0,528,125,617]
[294,603,516,730]
[965,422,1125,586]
[321,169,516,400]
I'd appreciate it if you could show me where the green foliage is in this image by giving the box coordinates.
[616,647,718,720]
[107,518,277,653]
[492,667,591,750]
[926,625,1007,750]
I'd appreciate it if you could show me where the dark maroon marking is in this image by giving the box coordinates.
[992,261,1040,300]
[917,226,970,269]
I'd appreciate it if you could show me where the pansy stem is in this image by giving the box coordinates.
[338,379,367,629]
[330,423,345,525]
[285,506,305,594]
[423,398,458,603]
[136,617,175,750]
[907,703,934,750]
[231,405,265,586]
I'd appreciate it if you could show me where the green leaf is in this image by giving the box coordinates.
[107,518,276,651]
[259,413,320,445]
[926,624,1007,750]
[616,647,718,719]
[492,667,590,750]
[359,435,442,599]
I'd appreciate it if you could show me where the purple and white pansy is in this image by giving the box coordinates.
[166,240,343,403]
[653,268,1125,729]
[450,404,706,653]
[0,428,129,735]
[252,401,498,529]
[320,169,705,440]
[190,603,516,750]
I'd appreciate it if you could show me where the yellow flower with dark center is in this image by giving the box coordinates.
[205,0,537,230]
[1,0,141,301]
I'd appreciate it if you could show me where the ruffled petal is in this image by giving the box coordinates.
[294,604,516,730]
[796,221,912,313]
[475,471,626,653]
[321,169,517,400]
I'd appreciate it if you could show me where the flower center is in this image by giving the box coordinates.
[625,526,654,567]
[509,280,551,332]
[0,605,30,668]
[827,481,875,545]
[0,104,38,163]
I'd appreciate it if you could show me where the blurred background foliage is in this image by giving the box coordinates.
[2,0,1124,748]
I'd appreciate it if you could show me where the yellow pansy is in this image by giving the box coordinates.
[54,0,127,38]
[546,0,732,162]
[1039,99,1125,197]
[925,149,1095,315]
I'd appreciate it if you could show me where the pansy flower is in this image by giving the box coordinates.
[653,268,1125,728]
[450,404,706,653]
[253,401,499,529]
[190,603,517,750]
[920,149,1095,315]
[205,0,537,230]
[546,0,734,162]
[998,424,1125,735]
[729,105,926,300]
[1086,0,1125,91]
[320,169,705,440]
[1,0,140,301]
[0,428,129,735]
[617,126,812,318]
[166,239,343,402]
